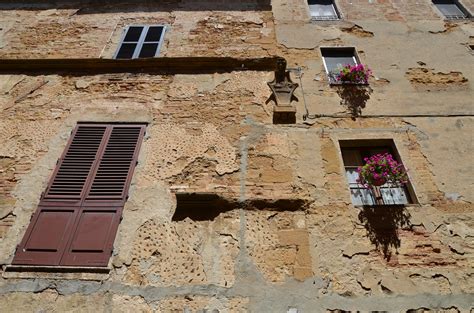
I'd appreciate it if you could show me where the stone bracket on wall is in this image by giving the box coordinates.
[267,58,298,124]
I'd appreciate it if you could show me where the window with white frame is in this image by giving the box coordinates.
[308,0,340,20]
[432,0,471,19]
[114,25,166,59]
[321,47,358,83]
[340,141,414,206]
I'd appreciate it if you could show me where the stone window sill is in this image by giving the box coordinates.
[2,265,110,281]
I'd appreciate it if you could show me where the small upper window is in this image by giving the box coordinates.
[321,47,358,83]
[432,0,471,19]
[340,140,415,206]
[308,0,340,20]
[114,25,166,59]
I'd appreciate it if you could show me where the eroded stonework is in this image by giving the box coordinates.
[0,0,473,312]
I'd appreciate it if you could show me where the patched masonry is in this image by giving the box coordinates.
[0,0,473,312]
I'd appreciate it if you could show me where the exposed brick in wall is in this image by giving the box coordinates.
[0,7,276,59]
[0,0,473,311]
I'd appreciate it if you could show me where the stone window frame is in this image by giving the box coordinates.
[307,0,342,21]
[113,25,168,59]
[320,46,362,85]
[431,0,472,20]
[338,139,419,207]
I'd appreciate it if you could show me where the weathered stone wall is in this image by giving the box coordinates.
[0,0,473,312]
[0,2,275,58]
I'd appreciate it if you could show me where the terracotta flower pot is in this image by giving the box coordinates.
[370,177,386,186]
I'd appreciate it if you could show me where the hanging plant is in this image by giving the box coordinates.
[336,64,372,84]
[357,153,408,188]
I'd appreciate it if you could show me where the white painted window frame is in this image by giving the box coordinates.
[113,25,167,59]
[320,47,360,84]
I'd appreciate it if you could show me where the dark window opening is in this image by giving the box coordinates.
[124,26,144,41]
[116,43,138,59]
[114,25,166,59]
[432,0,471,19]
[308,0,340,20]
[145,26,164,42]
[339,140,416,206]
[139,43,159,58]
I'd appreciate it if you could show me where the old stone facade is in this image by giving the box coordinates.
[0,0,473,312]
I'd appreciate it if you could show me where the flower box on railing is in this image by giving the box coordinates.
[357,153,408,189]
[329,64,372,85]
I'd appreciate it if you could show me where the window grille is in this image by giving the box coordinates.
[432,0,470,19]
[308,0,340,20]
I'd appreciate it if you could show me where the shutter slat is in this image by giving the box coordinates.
[85,126,144,201]
[43,126,106,200]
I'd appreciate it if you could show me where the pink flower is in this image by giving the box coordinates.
[357,153,408,188]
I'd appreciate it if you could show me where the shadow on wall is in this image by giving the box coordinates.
[335,85,373,120]
[172,193,309,221]
[358,205,411,260]
[0,0,271,12]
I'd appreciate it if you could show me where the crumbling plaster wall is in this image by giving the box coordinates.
[0,0,473,312]
[272,0,474,118]
[0,3,275,58]
[0,72,473,311]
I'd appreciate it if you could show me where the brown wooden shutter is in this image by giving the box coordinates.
[61,125,145,266]
[85,125,144,204]
[42,125,107,204]
[60,206,124,266]
[13,124,145,267]
[12,206,79,265]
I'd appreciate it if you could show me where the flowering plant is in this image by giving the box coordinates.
[336,64,371,84]
[357,153,408,188]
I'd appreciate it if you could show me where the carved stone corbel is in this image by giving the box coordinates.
[267,58,298,124]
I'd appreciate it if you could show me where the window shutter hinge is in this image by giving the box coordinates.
[15,244,19,252]
[136,160,139,166]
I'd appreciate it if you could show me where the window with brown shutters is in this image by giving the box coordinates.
[12,123,145,267]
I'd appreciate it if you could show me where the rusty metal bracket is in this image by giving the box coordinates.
[267,58,298,124]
